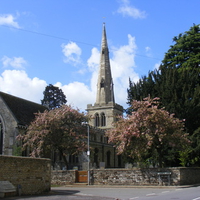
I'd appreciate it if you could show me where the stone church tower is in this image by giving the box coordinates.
[87,24,123,129]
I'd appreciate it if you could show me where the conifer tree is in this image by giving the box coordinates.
[127,24,200,135]
[41,84,67,110]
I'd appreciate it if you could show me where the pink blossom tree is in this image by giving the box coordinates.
[106,97,190,168]
[17,105,88,168]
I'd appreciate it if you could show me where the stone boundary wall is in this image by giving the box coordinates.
[51,170,77,185]
[179,168,200,185]
[52,167,200,186]
[92,168,179,186]
[0,155,51,195]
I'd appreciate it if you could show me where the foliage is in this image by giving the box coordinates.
[107,97,190,168]
[12,145,22,156]
[41,84,67,110]
[127,24,200,134]
[178,146,192,167]
[127,24,200,165]
[127,71,159,114]
[17,105,88,168]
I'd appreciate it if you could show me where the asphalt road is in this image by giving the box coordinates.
[5,185,200,200]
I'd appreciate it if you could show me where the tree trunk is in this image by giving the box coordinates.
[157,147,163,168]
[59,149,69,170]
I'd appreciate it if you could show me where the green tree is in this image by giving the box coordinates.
[127,70,159,114]
[158,24,200,135]
[127,24,200,135]
[41,84,67,110]
[107,97,190,168]
[17,105,88,169]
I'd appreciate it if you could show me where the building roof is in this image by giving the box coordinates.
[0,92,47,126]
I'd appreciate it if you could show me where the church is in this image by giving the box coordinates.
[0,92,47,155]
[87,23,123,129]
[84,23,124,169]
[0,24,124,169]
[54,23,124,170]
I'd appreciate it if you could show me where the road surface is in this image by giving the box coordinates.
[5,185,200,200]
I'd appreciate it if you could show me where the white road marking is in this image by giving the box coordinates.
[77,193,93,196]
[175,188,183,191]
[162,190,170,193]
[193,197,200,200]
[146,193,156,196]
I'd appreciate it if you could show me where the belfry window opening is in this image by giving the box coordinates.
[100,78,105,88]
[94,113,106,127]
[101,113,106,127]
[95,113,100,127]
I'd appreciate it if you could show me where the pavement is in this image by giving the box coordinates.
[53,183,196,188]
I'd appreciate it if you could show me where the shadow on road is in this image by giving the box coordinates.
[4,189,81,199]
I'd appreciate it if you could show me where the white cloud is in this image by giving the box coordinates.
[87,47,100,72]
[1,56,27,69]
[62,42,82,65]
[54,81,94,111]
[53,33,139,110]
[85,34,139,109]
[0,70,47,103]
[55,47,100,111]
[0,33,139,110]
[117,0,146,19]
[0,69,92,110]
[110,34,139,107]
[87,47,100,95]
[0,14,20,28]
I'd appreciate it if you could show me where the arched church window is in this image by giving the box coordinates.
[101,113,106,127]
[0,119,3,155]
[94,113,100,127]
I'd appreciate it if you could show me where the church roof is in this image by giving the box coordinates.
[0,92,47,126]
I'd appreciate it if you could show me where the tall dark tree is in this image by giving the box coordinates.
[127,70,159,113]
[159,24,200,135]
[41,84,67,110]
[128,24,200,133]
[127,24,200,165]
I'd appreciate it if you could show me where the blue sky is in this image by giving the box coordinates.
[0,0,199,111]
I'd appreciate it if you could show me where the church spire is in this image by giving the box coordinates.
[95,23,115,105]
[87,24,123,129]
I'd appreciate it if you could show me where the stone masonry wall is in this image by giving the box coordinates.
[52,167,200,186]
[0,97,18,155]
[0,155,51,195]
[51,170,77,185]
[180,168,200,185]
[92,168,180,186]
